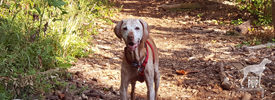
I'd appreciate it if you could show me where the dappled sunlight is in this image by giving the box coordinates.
[102,0,274,99]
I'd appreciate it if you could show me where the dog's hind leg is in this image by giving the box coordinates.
[130,81,136,100]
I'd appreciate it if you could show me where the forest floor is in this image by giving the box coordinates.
[46,0,275,100]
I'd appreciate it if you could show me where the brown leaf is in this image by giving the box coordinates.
[58,93,65,99]
[176,70,199,75]
[176,70,186,75]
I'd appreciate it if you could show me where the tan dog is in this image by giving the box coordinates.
[114,19,160,100]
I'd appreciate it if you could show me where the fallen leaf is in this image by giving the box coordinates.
[176,69,200,75]
[176,70,186,75]
[58,93,65,99]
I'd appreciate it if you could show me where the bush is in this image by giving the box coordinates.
[236,0,273,25]
[0,0,115,99]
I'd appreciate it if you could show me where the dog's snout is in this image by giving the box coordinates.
[128,31,134,41]
[128,42,134,46]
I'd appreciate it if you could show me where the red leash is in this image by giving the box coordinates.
[139,40,154,75]
[124,40,155,81]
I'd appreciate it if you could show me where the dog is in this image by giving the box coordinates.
[240,58,272,88]
[114,19,160,100]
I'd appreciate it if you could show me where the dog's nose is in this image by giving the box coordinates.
[128,35,134,41]
[128,42,134,46]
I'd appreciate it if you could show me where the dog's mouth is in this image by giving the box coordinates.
[127,41,139,51]
[127,39,141,51]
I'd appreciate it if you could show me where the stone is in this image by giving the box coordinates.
[221,77,232,90]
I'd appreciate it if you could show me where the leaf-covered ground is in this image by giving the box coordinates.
[46,0,275,99]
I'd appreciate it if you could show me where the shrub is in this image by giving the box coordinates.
[0,0,114,98]
[236,0,273,25]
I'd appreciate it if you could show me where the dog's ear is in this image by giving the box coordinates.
[114,20,123,40]
[139,19,149,41]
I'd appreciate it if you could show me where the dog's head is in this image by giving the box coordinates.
[114,19,149,51]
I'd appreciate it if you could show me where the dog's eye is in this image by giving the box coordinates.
[135,27,140,30]
[123,27,127,30]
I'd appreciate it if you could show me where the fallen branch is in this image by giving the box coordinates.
[218,62,232,90]
[243,43,275,51]
[189,26,214,34]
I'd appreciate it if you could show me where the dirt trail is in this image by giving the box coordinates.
[67,0,275,100]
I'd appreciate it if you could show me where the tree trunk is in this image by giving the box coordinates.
[273,0,275,34]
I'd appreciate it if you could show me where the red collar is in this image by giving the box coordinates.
[124,40,155,76]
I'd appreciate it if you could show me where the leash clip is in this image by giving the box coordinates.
[138,66,144,73]
[132,62,140,68]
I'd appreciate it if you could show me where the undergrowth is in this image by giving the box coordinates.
[0,0,115,99]
[234,0,274,44]
[236,0,273,25]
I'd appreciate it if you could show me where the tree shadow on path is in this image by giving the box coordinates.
[112,0,249,21]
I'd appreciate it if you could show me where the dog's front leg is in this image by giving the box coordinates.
[120,69,129,100]
[145,72,155,100]
[258,75,262,88]
[154,69,160,100]
[130,81,136,100]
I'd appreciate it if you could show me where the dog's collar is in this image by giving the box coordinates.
[124,40,154,76]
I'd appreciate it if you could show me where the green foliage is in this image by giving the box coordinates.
[231,18,243,25]
[0,0,115,98]
[197,13,203,18]
[236,37,262,48]
[236,0,272,25]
